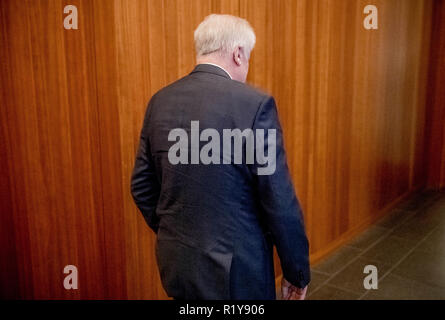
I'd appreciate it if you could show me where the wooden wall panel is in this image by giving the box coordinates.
[61,0,107,299]
[0,0,37,299]
[0,0,19,299]
[0,0,109,299]
[425,0,445,190]
[0,0,439,299]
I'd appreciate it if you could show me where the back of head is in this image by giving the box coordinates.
[194,14,256,59]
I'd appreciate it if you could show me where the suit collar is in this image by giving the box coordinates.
[190,63,232,80]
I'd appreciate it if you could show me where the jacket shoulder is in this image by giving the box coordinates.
[148,74,190,103]
[228,80,270,103]
[147,74,272,123]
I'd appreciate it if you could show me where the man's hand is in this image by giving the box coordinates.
[281,277,308,300]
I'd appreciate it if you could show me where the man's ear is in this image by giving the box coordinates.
[233,47,242,66]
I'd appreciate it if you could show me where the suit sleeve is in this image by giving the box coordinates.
[250,95,310,288]
[131,102,161,233]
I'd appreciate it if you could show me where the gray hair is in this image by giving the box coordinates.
[194,14,256,58]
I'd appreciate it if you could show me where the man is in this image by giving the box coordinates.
[131,14,310,300]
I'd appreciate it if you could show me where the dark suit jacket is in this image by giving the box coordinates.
[131,64,310,300]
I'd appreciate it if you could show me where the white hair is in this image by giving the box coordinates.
[194,14,256,58]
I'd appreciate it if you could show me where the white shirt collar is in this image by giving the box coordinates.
[200,63,232,80]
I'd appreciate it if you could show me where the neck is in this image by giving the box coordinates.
[196,55,232,79]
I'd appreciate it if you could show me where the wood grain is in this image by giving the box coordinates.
[425,0,445,190]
